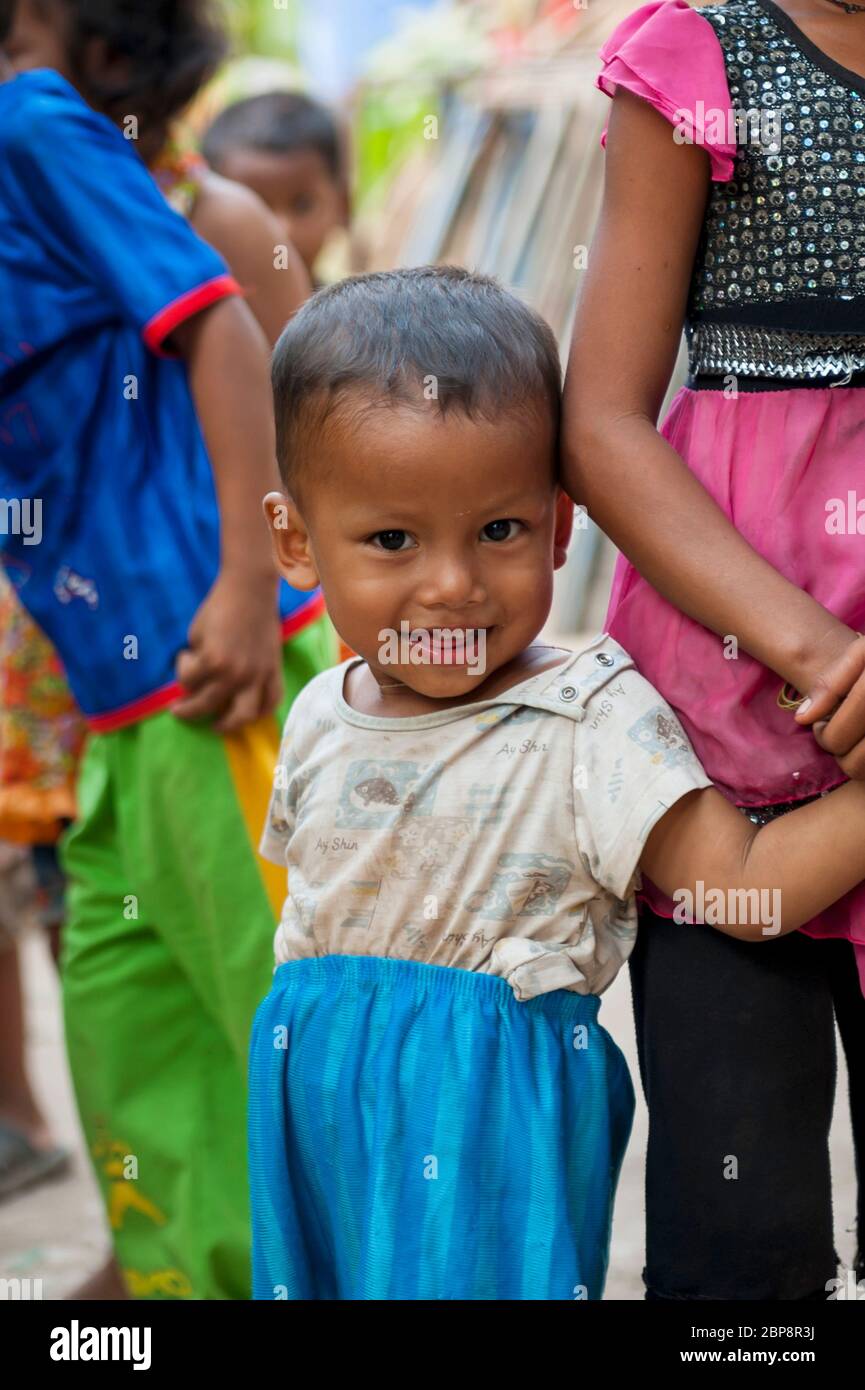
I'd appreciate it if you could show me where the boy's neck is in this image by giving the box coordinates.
[343,643,572,720]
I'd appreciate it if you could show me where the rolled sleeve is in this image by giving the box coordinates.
[2,75,241,353]
[574,667,713,901]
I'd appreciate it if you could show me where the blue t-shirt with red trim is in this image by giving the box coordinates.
[0,69,321,728]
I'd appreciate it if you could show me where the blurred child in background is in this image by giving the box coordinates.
[203,90,350,285]
[0,0,334,1299]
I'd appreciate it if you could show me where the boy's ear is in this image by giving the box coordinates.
[553,488,575,570]
[263,491,320,590]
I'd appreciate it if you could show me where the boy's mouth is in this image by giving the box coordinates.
[380,622,491,671]
[425,631,477,661]
[414,626,489,669]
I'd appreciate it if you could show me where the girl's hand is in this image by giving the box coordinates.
[794,634,865,778]
[172,570,283,733]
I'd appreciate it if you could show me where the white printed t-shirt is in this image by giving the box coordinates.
[260,635,713,1001]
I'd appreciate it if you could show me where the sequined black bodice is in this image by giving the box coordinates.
[686,0,865,381]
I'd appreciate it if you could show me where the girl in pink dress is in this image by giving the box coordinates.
[564,0,865,1300]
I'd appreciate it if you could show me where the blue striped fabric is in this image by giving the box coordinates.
[248,955,634,1300]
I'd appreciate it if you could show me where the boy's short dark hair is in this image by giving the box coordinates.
[271,265,562,493]
[202,90,344,184]
[1,1,226,145]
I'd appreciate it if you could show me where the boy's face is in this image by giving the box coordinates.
[216,146,346,278]
[266,400,572,701]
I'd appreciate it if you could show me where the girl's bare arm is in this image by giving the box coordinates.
[641,779,865,940]
[169,296,283,731]
[192,171,312,346]
[562,89,856,696]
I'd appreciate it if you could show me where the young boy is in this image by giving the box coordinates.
[202,91,349,284]
[0,30,333,1296]
[251,265,865,1301]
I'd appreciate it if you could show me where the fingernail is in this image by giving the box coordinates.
[796,698,812,715]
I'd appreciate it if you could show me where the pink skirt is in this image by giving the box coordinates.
[606,383,865,991]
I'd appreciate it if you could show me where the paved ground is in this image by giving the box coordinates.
[1,932,108,1298]
[0,926,858,1300]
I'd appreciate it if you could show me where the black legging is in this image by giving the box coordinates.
[630,904,865,1300]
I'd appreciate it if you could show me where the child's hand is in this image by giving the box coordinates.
[794,633,865,778]
[172,571,283,733]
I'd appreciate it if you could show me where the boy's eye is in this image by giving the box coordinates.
[371,530,413,551]
[482,519,521,542]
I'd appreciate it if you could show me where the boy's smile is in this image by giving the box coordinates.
[266,397,572,717]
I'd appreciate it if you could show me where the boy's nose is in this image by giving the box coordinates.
[414,557,484,611]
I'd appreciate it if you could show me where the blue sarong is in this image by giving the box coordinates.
[248,954,634,1300]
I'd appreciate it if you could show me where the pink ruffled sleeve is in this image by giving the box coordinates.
[597,0,736,182]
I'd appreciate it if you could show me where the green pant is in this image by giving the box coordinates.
[60,618,335,1299]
